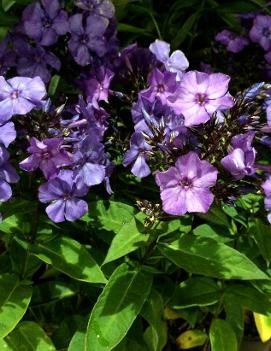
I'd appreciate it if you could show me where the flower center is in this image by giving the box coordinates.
[80,34,89,44]
[156,84,165,93]
[10,90,20,99]
[63,194,71,201]
[195,93,208,105]
[180,176,192,188]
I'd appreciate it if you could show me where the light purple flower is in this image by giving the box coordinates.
[155,151,218,215]
[262,176,271,223]
[221,132,256,179]
[22,0,69,46]
[39,170,88,222]
[215,30,249,53]
[170,71,234,127]
[249,15,271,51]
[68,14,109,66]
[0,145,19,202]
[85,67,114,107]
[0,122,16,148]
[141,68,178,106]
[75,0,115,19]
[123,132,152,178]
[19,137,72,179]
[0,76,46,123]
[149,39,189,80]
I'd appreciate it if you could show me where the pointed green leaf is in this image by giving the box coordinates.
[103,213,148,264]
[85,263,152,350]
[0,274,32,338]
[158,236,268,280]
[30,237,107,284]
[210,319,238,351]
[5,321,56,350]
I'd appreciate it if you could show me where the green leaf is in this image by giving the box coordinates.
[85,263,153,350]
[89,200,135,233]
[158,235,268,280]
[30,236,107,284]
[103,213,148,264]
[117,23,153,36]
[141,290,167,351]
[197,206,230,227]
[193,224,232,243]
[170,277,220,308]
[5,321,56,350]
[224,298,244,345]
[1,0,15,11]
[48,75,60,96]
[209,319,238,351]
[250,219,271,265]
[0,274,32,338]
[224,284,271,315]
[172,12,199,48]
[31,280,78,306]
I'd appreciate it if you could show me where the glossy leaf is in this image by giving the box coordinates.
[30,236,107,284]
[85,263,152,350]
[253,313,271,342]
[209,319,238,351]
[158,236,268,280]
[5,321,56,350]
[0,274,32,338]
[141,290,167,351]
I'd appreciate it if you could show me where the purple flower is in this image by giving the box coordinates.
[22,0,69,46]
[0,145,19,202]
[249,15,271,51]
[75,0,115,19]
[221,132,256,179]
[123,132,152,178]
[170,71,234,127]
[0,122,16,148]
[149,39,189,80]
[155,151,218,215]
[141,68,178,106]
[39,170,88,222]
[19,137,72,179]
[14,39,61,83]
[262,176,271,223]
[85,67,114,107]
[215,30,249,53]
[68,14,109,66]
[0,76,47,123]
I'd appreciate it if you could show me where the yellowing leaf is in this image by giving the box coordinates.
[254,312,271,342]
[176,330,207,349]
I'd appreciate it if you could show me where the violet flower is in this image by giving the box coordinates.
[85,67,114,107]
[0,145,19,202]
[155,151,218,215]
[22,0,69,46]
[215,30,249,53]
[15,40,61,84]
[123,132,152,178]
[39,170,88,222]
[170,71,234,127]
[19,137,72,180]
[0,38,16,76]
[149,39,189,80]
[140,68,178,106]
[68,14,109,66]
[221,132,256,179]
[262,176,271,223]
[249,15,271,51]
[75,0,115,19]
[0,76,47,123]
[0,122,16,148]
